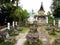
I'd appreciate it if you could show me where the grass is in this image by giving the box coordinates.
[19,26,29,33]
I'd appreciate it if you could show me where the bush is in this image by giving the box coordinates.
[0,41,13,45]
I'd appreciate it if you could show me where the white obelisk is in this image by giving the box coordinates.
[16,21,17,26]
[13,21,14,28]
[46,16,48,24]
[7,22,10,30]
[58,20,60,28]
[53,20,55,25]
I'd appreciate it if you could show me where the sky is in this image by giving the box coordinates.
[19,0,52,12]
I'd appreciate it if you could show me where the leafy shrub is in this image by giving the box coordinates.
[0,41,13,45]
[0,38,4,43]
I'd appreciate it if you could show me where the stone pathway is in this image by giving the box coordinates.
[38,26,51,45]
[15,31,28,45]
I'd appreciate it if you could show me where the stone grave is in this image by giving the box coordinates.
[53,38,60,45]
[33,20,38,26]
[9,28,19,36]
[26,25,39,44]
[0,30,11,42]
[30,25,37,33]
[49,27,56,35]
[56,38,60,45]
[46,25,51,30]
[26,33,39,44]
[8,22,19,35]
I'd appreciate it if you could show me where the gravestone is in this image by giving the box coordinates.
[53,20,55,26]
[10,28,19,35]
[15,22,17,26]
[30,25,37,33]
[36,17,38,21]
[46,25,51,30]
[49,27,56,35]
[26,33,39,44]
[7,22,10,30]
[0,30,11,42]
[58,20,60,28]
[46,16,48,24]
[13,21,15,28]
[5,32,11,42]
[13,29,19,35]
[26,25,39,44]
[33,20,38,27]
[55,38,60,45]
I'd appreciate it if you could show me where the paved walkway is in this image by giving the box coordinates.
[38,26,51,45]
[15,31,28,45]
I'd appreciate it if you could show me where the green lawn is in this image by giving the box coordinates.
[19,27,29,33]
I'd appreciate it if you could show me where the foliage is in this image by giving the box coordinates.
[53,6,60,18]
[0,38,4,43]
[51,0,60,18]
[0,41,13,45]
[10,6,29,26]
[0,0,29,25]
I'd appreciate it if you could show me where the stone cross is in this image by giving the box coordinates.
[7,22,10,30]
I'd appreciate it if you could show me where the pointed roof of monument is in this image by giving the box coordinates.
[38,2,45,12]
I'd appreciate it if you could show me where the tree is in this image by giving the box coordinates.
[0,0,16,25]
[51,0,60,18]
[0,0,29,26]
[47,11,51,15]
[10,6,29,25]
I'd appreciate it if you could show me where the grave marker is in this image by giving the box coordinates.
[7,22,10,30]
[58,20,60,28]
[53,20,55,25]
[13,21,15,28]
[46,16,48,24]
[15,21,17,26]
